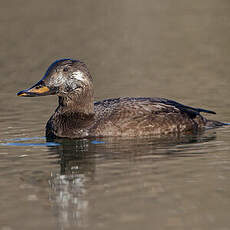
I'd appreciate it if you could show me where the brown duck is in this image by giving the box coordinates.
[17,59,223,139]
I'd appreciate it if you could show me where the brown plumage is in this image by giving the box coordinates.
[17,59,223,139]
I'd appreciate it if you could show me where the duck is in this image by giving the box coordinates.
[17,59,223,139]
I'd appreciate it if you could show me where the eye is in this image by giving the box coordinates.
[63,67,69,72]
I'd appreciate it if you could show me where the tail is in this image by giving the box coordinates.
[206,119,229,128]
[196,108,230,127]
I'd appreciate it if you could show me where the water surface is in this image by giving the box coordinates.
[1,0,230,229]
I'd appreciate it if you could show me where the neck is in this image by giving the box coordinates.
[57,90,94,115]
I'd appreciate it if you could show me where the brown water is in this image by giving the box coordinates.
[1,0,230,229]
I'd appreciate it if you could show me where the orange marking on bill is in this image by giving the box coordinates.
[18,92,28,97]
[29,86,50,94]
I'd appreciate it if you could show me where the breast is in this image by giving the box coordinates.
[46,111,95,139]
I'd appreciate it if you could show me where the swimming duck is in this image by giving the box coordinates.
[17,59,223,139]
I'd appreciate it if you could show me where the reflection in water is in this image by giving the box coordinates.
[0,137,60,146]
[48,139,94,228]
[47,132,216,229]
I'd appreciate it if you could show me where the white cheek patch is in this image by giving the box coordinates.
[53,72,66,86]
[72,71,87,83]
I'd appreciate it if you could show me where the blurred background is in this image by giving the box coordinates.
[2,0,230,104]
[1,0,230,230]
